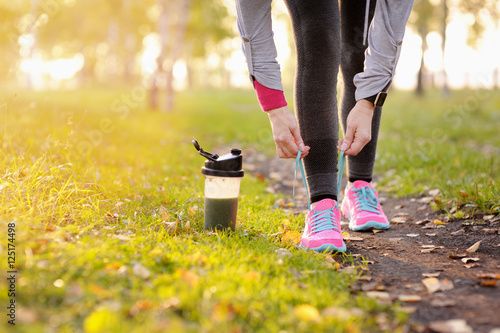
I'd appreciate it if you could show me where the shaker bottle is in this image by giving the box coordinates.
[193,139,244,231]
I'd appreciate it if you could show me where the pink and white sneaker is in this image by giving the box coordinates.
[300,199,346,253]
[341,180,389,231]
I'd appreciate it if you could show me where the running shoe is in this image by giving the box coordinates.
[300,198,346,253]
[341,180,389,231]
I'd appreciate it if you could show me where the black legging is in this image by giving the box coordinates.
[284,0,382,203]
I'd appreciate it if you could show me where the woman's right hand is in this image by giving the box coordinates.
[267,106,310,159]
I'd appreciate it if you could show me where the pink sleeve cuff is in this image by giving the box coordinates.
[254,80,287,111]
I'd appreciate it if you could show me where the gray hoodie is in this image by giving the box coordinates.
[235,0,414,101]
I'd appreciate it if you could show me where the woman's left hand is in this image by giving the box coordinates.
[337,99,375,156]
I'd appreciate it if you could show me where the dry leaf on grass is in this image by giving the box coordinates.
[293,304,321,322]
[132,263,151,279]
[282,230,301,245]
[275,248,292,258]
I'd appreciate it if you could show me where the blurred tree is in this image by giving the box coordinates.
[408,0,438,96]
[149,0,232,111]
[409,0,498,95]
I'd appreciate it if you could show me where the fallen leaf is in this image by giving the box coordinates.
[463,263,480,269]
[428,319,473,333]
[461,257,480,264]
[275,248,292,258]
[338,266,357,274]
[439,278,454,291]
[391,217,407,224]
[372,229,384,234]
[178,269,200,287]
[293,304,321,322]
[398,295,421,302]
[422,272,441,278]
[406,233,420,237]
[466,240,482,253]
[278,219,291,232]
[450,229,466,236]
[365,291,391,302]
[422,278,440,294]
[345,235,364,241]
[394,204,404,209]
[422,278,454,294]
[282,230,301,245]
[132,263,151,279]
[160,221,178,235]
[434,219,448,225]
[428,189,441,197]
[425,233,437,237]
[483,215,495,220]
[477,273,500,279]
[415,219,431,225]
[242,271,261,281]
[361,282,379,291]
[449,252,467,259]
[358,276,373,282]
[478,280,498,287]
[324,255,336,265]
[418,196,433,203]
[113,235,130,241]
[483,228,498,234]
[430,298,456,307]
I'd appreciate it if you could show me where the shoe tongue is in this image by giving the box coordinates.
[352,180,371,189]
[314,198,336,211]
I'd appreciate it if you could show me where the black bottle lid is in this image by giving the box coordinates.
[193,139,244,178]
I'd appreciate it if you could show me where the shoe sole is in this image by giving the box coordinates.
[349,220,390,231]
[342,202,390,231]
[300,243,346,253]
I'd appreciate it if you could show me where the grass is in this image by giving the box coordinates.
[0,87,498,332]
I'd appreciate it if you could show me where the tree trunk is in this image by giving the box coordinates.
[441,0,449,96]
[164,0,190,111]
[28,0,39,88]
[150,0,169,109]
[416,28,427,96]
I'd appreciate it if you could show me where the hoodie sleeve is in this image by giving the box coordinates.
[354,0,415,101]
[235,0,284,92]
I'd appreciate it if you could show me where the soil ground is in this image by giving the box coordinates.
[246,150,500,333]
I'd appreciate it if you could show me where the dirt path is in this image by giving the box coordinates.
[246,150,500,333]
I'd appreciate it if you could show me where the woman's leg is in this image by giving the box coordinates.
[339,0,380,183]
[284,0,341,203]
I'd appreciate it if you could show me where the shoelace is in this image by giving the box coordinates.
[293,150,346,235]
[352,186,381,213]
